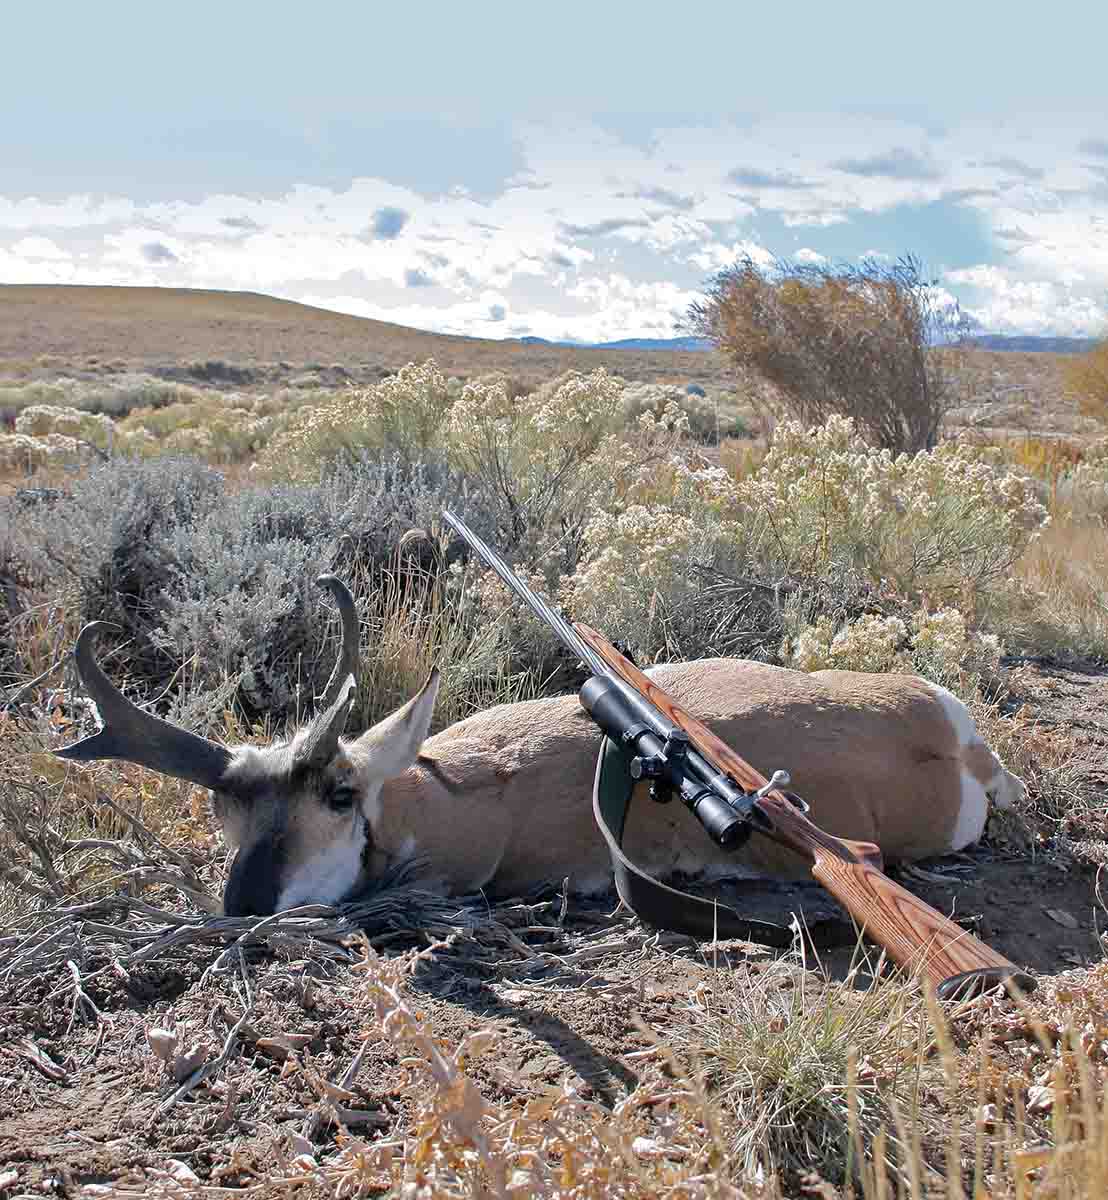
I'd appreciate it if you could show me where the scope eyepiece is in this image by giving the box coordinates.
[680,781,753,850]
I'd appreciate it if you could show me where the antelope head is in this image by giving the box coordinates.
[54,576,440,916]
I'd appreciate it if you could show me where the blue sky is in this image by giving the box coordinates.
[3,2,1108,341]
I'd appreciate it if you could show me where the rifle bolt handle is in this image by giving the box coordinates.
[753,769,791,799]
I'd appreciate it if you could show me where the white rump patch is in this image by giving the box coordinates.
[927,681,978,749]
[949,767,990,851]
[275,831,366,911]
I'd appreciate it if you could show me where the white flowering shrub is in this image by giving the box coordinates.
[0,433,52,471]
[782,604,1003,692]
[0,431,99,471]
[558,504,714,650]
[1069,438,1108,492]
[785,612,909,674]
[443,367,630,554]
[678,415,1049,606]
[620,382,745,444]
[119,396,279,463]
[447,561,565,667]
[910,605,1003,682]
[259,360,453,480]
[14,404,116,448]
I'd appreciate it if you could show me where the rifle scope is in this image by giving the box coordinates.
[579,674,760,850]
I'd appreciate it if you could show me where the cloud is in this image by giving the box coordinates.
[830,146,942,181]
[558,217,650,238]
[980,157,1044,181]
[943,187,1001,204]
[221,215,263,231]
[726,166,813,190]
[944,263,1107,336]
[993,225,1035,245]
[781,210,848,227]
[11,236,68,260]
[4,111,1108,341]
[794,247,826,264]
[631,186,696,210]
[370,206,408,239]
[141,241,177,263]
[488,303,506,321]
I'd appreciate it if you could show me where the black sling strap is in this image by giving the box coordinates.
[591,735,853,948]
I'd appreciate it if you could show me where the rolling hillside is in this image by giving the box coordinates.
[0,285,732,390]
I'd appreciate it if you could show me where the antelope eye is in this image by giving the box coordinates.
[328,787,358,812]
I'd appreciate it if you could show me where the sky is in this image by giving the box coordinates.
[3,3,1108,344]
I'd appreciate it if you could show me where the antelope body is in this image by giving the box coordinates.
[54,575,1025,917]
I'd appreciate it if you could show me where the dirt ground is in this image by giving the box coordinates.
[2,661,1106,1196]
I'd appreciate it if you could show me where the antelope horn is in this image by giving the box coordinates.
[315,574,360,710]
[292,575,361,771]
[54,622,234,791]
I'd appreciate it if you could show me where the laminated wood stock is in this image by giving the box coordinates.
[574,623,1036,1002]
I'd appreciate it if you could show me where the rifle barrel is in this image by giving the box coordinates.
[440,510,609,678]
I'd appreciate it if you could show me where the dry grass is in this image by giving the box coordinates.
[338,535,548,734]
[1010,517,1108,665]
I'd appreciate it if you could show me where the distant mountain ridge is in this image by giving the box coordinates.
[965,334,1098,354]
[511,334,713,351]
[512,333,1097,354]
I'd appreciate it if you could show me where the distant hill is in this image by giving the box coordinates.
[1,285,1093,405]
[0,285,732,390]
[966,334,1098,354]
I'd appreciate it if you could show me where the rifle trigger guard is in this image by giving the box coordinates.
[785,790,810,814]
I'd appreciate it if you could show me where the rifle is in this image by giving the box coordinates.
[441,509,1035,1002]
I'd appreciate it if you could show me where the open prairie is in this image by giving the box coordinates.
[2,285,1108,1198]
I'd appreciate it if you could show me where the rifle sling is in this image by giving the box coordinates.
[591,735,852,949]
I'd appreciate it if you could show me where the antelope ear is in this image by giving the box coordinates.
[353,669,440,781]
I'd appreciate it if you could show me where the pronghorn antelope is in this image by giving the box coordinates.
[54,574,1026,917]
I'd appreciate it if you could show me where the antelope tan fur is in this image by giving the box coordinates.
[54,573,1026,934]
[577,623,1036,1000]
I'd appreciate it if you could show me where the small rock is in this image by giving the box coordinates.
[164,1160,200,1184]
[146,1028,176,1061]
[976,1103,999,1130]
[287,1134,314,1158]
[1044,908,1079,930]
[172,1043,210,1083]
[1027,1085,1054,1113]
[256,1034,313,1062]
[632,1136,687,1161]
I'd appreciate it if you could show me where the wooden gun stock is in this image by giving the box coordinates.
[575,623,1036,1002]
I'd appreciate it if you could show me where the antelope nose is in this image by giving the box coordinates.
[224,835,281,917]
